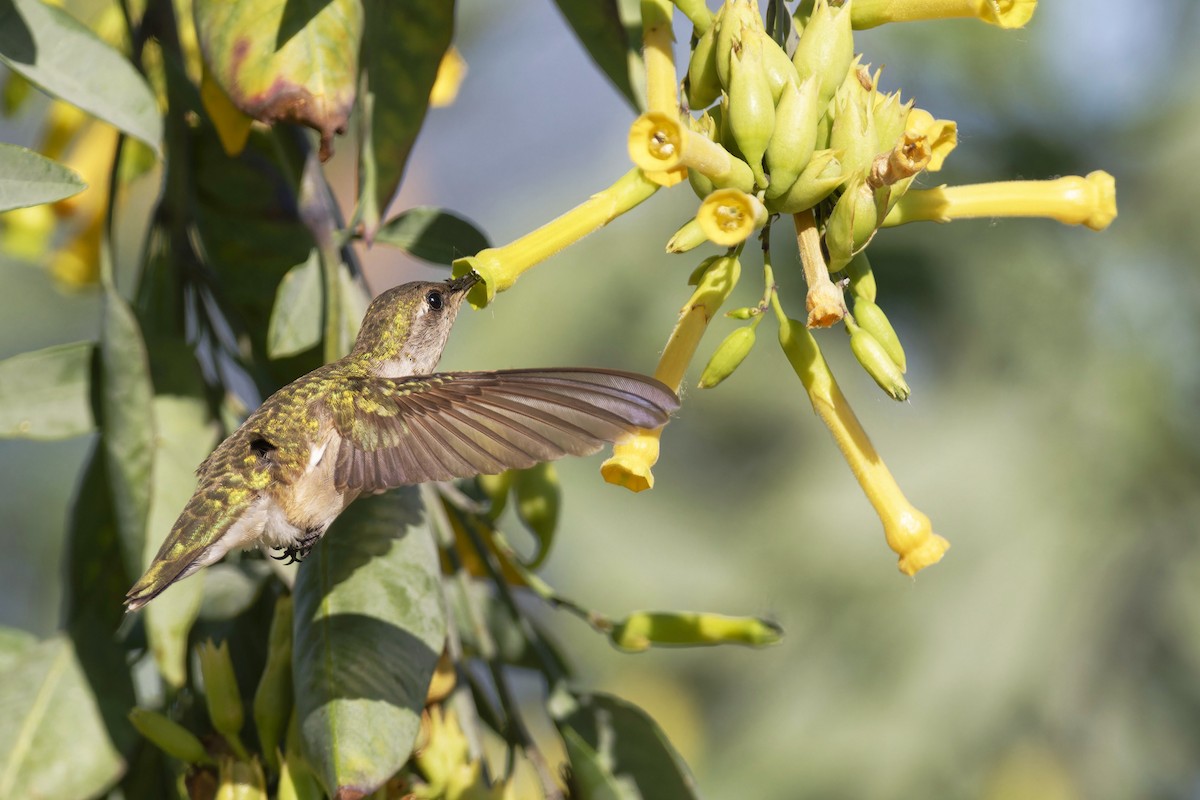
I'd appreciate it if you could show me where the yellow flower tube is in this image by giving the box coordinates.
[452,168,660,307]
[628,112,756,192]
[881,171,1117,231]
[642,0,687,187]
[850,0,1037,30]
[602,253,742,491]
[771,278,949,575]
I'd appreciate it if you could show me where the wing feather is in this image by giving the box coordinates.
[326,368,678,493]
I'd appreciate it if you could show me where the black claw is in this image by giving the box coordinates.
[270,529,323,565]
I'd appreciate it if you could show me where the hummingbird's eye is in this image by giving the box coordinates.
[425,290,444,311]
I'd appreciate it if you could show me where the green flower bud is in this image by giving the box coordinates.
[476,470,513,519]
[254,595,293,774]
[847,318,910,401]
[513,461,560,569]
[699,326,757,388]
[828,86,877,180]
[713,0,762,90]
[873,89,913,156]
[791,0,854,110]
[686,24,722,109]
[824,177,887,272]
[844,251,877,303]
[764,76,821,199]
[667,216,709,254]
[727,32,775,188]
[759,32,800,103]
[688,255,724,286]
[610,610,783,652]
[764,149,846,214]
[198,639,246,755]
[853,297,906,372]
[725,306,758,320]
[216,756,267,800]
[129,708,213,765]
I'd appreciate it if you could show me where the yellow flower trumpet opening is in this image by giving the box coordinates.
[628,112,755,192]
[452,168,660,307]
[850,0,1038,30]
[603,253,742,492]
[600,430,662,493]
[905,109,958,171]
[698,189,767,247]
[882,171,1118,231]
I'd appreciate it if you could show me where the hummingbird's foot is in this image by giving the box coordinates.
[270,529,323,564]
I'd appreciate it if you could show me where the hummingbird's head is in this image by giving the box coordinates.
[351,272,480,377]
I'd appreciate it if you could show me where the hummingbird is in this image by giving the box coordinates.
[125,273,678,611]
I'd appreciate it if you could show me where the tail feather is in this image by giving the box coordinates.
[125,486,254,612]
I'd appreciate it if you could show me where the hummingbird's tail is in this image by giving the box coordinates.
[125,486,253,612]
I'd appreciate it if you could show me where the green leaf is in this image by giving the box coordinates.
[100,290,157,582]
[551,0,645,110]
[194,0,362,159]
[359,0,454,238]
[0,635,124,800]
[268,250,323,359]
[142,395,220,690]
[0,628,36,671]
[337,261,369,355]
[374,207,491,265]
[551,690,700,800]
[62,445,138,749]
[0,0,162,149]
[0,142,85,211]
[0,340,95,439]
[293,488,446,797]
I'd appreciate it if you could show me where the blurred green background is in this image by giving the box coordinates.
[3,1,1198,797]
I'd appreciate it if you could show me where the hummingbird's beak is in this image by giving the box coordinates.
[446,271,480,294]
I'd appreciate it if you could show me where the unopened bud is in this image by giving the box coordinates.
[129,708,213,765]
[713,0,763,89]
[764,76,821,199]
[847,318,910,401]
[254,595,293,774]
[216,756,267,800]
[765,149,846,214]
[686,24,722,109]
[198,639,246,751]
[844,251,877,303]
[667,216,709,254]
[759,32,800,103]
[699,326,757,388]
[853,297,906,372]
[825,178,887,272]
[727,32,775,188]
[791,0,855,109]
[611,611,783,652]
[725,306,759,320]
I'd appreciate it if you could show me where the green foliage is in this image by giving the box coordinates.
[0,142,84,211]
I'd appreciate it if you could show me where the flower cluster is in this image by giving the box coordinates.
[453,0,1115,576]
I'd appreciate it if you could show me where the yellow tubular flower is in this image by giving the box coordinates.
[849,0,1037,29]
[429,46,468,108]
[772,284,949,575]
[697,188,767,247]
[602,253,742,491]
[642,0,687,187]
[881,171,1117,231]
[451,168,659,307]
[628,112,756,192]
[905,108,957,171]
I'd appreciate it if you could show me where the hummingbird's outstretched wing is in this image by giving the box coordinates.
[324,368,679,494]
